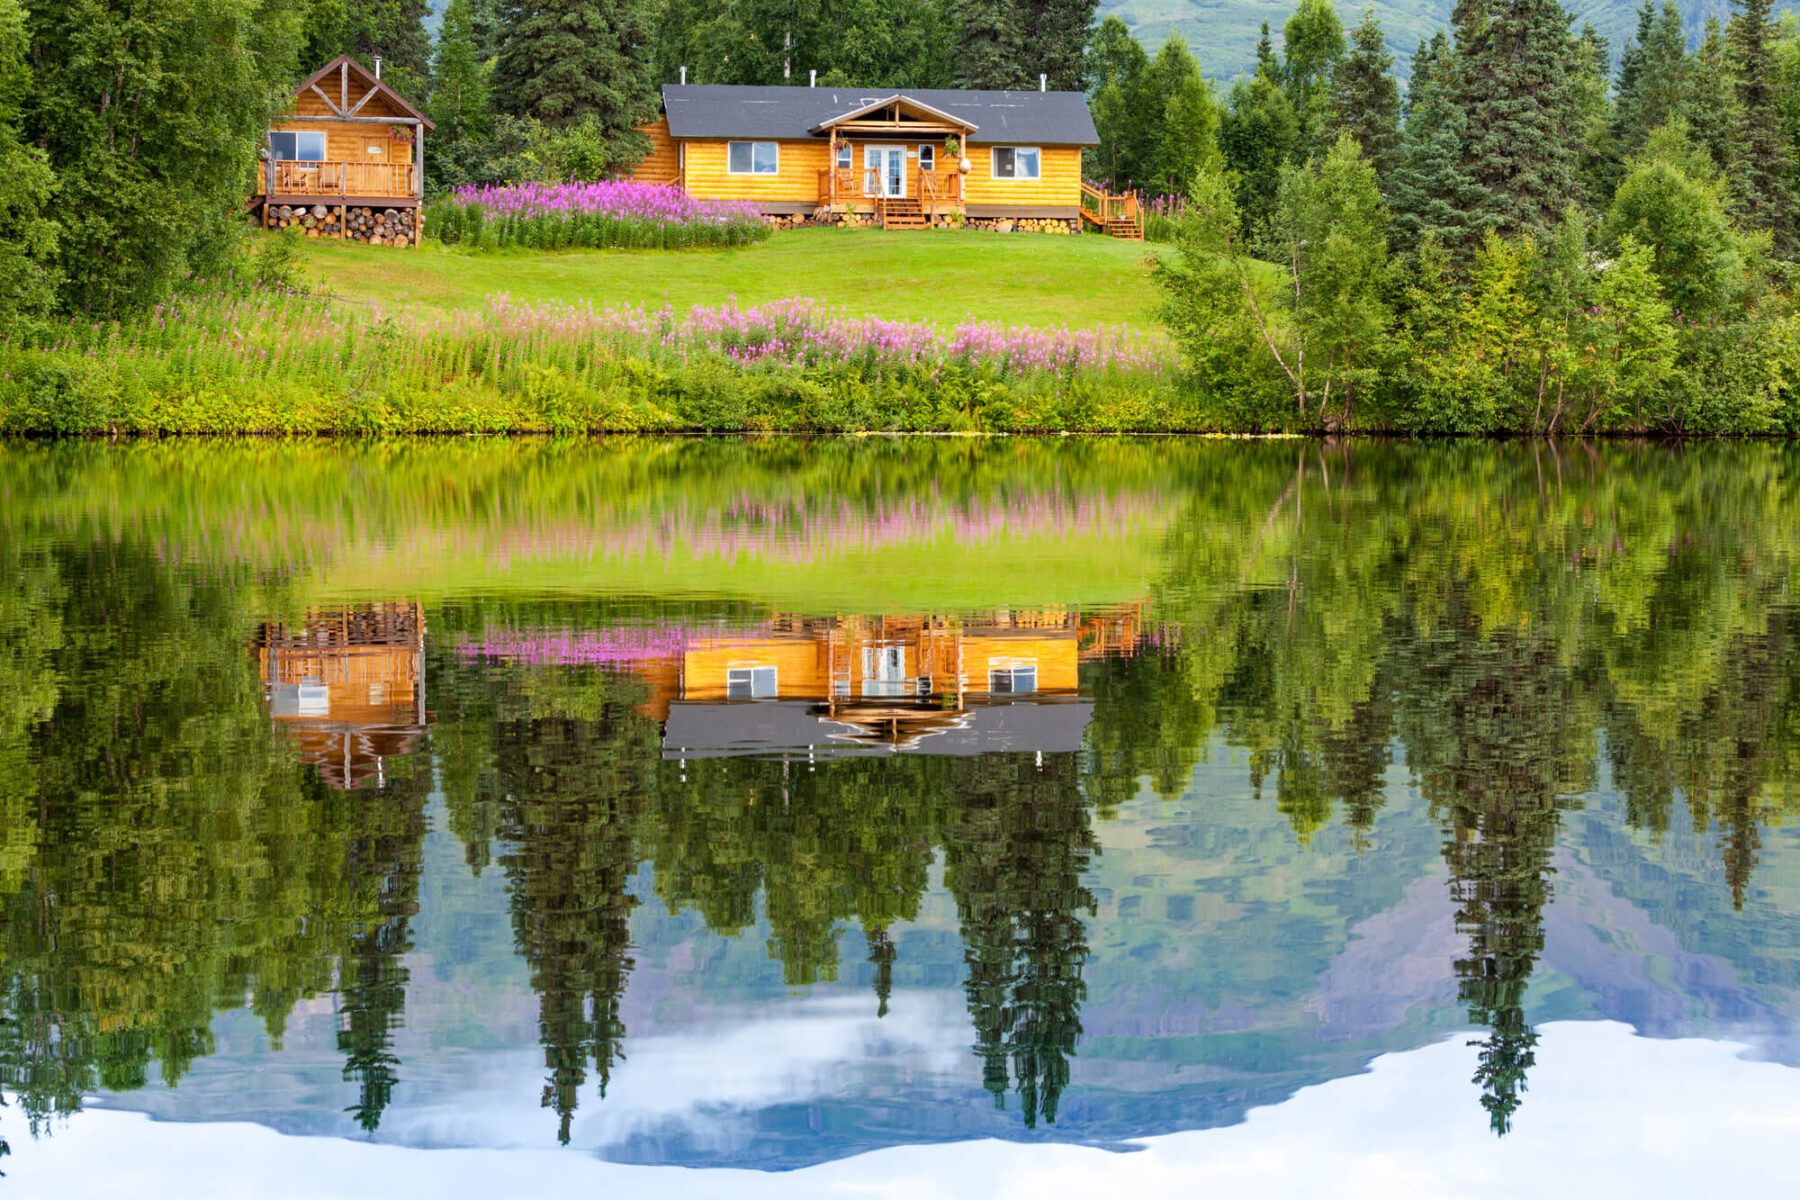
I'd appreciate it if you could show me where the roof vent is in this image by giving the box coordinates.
[810,69,817,88]
[1040,73,1046,92]
[373,55,382,80]
[680,66,687,85]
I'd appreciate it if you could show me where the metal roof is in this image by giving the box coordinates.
[661,698,1095,760]
[660,85,1099,145]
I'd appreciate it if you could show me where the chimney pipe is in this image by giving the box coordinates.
[810,69,817,88]
[680,66,687,85]
[374,55,382,80]
[1040,73,1047,92]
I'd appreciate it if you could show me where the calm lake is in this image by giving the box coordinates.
[4,437,1800,1198]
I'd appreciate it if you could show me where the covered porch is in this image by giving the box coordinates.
[810,96,976,229]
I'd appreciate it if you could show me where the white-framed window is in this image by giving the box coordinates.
[728,141,780,175]
[919,144,935,172]
[988,658,1038,695]
[726,665,778,699]
[991,146,1041,180]
[836,142,853,170]
[270,130,327,162]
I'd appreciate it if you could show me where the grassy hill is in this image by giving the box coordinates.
[297,227,1164,329]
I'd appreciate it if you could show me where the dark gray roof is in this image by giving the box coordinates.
[661,699,1094,760]
[660,85,1099,145]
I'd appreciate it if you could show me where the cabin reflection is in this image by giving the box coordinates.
[255,602,428,789]
[651,607,1146,760]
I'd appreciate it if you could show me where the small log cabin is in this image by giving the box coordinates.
[252,55,435,247]
[630,83,1102,232]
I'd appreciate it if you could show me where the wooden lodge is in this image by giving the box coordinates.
[255,602,429,790]
[629,83,1135,234]
[251,55,434,247]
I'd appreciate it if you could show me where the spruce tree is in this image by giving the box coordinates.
[948,0,1026,88]
[1404,34,1442,121]
[1727,0,1796,246]
[1453,0,1583,240]
[468,0,507,62]
[947,0,1095,91]
[300,1,433,93]
[1326,7,1401,185]
[1027,0,1099,91]
[1610,1,1688,165]
[430,0,493,147]
[493,0,658,166]
[1571,23,1614,206]
[1390,32,1481,260]
[1682,18,1746,189]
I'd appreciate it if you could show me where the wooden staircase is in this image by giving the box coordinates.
[1081,182,1143,240]
[880,197,929,230]
[1105,213,1143,240]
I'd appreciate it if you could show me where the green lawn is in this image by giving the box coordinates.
[295,226,1164,329]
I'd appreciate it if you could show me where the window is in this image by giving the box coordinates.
[728,141,780,175]
[991,146,1041,181]
[269,131,326,162]
[726,665,778,699]
[918,144,935,172]
[988,659,1038,695]
[836,142,852,170]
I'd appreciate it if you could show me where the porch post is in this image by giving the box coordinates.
[828,130,837,203]
[264,131,276,206]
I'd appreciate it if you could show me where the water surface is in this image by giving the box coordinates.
[3,438,1800,1196]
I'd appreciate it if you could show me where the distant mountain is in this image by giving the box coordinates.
[1106,0,1746,80]
[420,0,1762,84]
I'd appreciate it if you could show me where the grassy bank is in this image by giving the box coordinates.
[295,227,1163,329]
[0,288,1188,436]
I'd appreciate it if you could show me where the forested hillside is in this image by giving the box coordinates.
[1106,0,1778,78]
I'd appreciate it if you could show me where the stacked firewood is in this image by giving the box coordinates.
[259,204,418,246]
[344,206,418,246]
[264,204,341,236]
[967,217,1080,235]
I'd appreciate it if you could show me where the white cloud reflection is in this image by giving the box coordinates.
[10,1021,1800,1199]
[385,990,972,1152]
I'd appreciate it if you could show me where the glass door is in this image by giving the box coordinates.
[885,148,905,199]
[863,146,905,198]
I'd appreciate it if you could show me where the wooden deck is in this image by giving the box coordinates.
[1081,182,1143,240]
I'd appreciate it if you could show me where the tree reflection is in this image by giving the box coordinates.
[490,707,655,1145]
[335,764,430,1133]
[1398,614,1588,1135]
[943,754,1096,1129]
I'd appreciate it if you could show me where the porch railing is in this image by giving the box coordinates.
[816,164,966,206]
[920,168,961,210]
[1080,181,1138,225]
[271,160,416,198]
